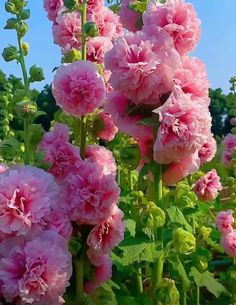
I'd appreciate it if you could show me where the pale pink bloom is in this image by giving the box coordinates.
[94,112,118,141]
[222,134,236,153]
[52,60,106,117]
[53,12,82,50]
[87,37,113,64]
[174,56,210,102]
[87,206,124,257]
[221,151,232,167]
[221,231,236,257]
[154,88,211,164]
[142,0,201,55]
[0,230,72,304]
[198,136,217,165]
[79,0,103,12]
[62,159,120,225]
[43,0,63,22]
[0,166,58,236]
[119,0,142,32]
[85,145,117,178]
[105,91,153,140]
[163,152,200,186]
[194,169,223,201]
[105,30,180,104]
[91,6,122,39]
[0,164,8,174]
[38,123,69,149]
[216,210,234,235]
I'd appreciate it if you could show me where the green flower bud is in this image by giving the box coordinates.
[173,228,196,255]
[141,202,165,230]
[199,226,212,239]
[21,42,29,56]
[4,17,18,30]
[29,65,45,82]
[61,48,81,63]
[16,101,37,119]
[5,2,16,14]
[17,21,28,37]
[20,9,30,20]
[15,0,27,11]
[83,21,99,37]
[228,177,235,187]
[8,114,14,120]
[2,125,10,134]
[2,45,18,62]
[63,0,77,10]
[155,278,180,305]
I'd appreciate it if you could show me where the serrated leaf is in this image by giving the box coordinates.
[189,267,226,297]
[89,283,118,305]
[166,206,193,233]
[167,255,190,289]
[125,219,136,237]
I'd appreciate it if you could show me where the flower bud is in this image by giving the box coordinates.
[173,228,196,255]
[29,65,45,82]
[2,45,18,62]
[63,0,77,9]
[16,101,37,119]
[61,48,81,63]
[5,2,16,14]
[20,9,30,20]
[17,21,28,37]
[198,226,212,239]
[4,17,18,30]
[21,42,29,56]
[83,21,99,37]
[141,202,165,230]
[155,278,180,305]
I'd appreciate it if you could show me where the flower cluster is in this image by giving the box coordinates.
[105,0,216,185]
[221,133,236,167]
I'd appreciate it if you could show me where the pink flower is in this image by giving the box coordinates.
[216,210,234,235]
[142,0,201,55]
[38,123,69,149]
[87,37,113,64]
[53,12,82,50]
[105,30,180,104]
[79,0,103,13]
[222,134,236,153]
[153,88,211,164]
[0,230,72,305]
[52,60,106,117]
[174,56,210,102]
[85,145,117,178]
[62,159,120,225]
[43,0,63,22]
[0,166,58,236]
[163,152,200,186]
[221,151,232,167]
[198,136,217,165]
[119,0,142,32]
[94,111,118,141]
[221,231,236,257]
[194,169,222,201]
[87,206,124,257]
[0,164,8,174]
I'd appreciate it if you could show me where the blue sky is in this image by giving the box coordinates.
[0,1,236,93]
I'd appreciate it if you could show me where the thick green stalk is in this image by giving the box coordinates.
[81,0,87,61]
[24,117,30,164]
[136,267,144,294]
[196,285,200,305]
[75,260,84,305]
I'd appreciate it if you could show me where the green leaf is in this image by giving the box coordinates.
[89,283,118,305]
[167,255,190,289]
[189,267,226,297]
[4,18,18,29]
[125,219,136,237]
[166,206,193,233]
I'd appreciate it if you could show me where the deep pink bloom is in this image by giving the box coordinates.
[119,0,142,32]
[194,169,223,201]
[0,230,72,304]
[62,159,120,225]
[221,231,236,257]
[222,134,236,153]
[43,0,63,22]
[53,12,82,50]
[94,112,118,141]
[0,166,58,236]
[221,151,232,167]
[154,88,211,164]
[163,152,200,186]
[174,56,210,102]
[52,60,106,117]
[87,206,124,257]
[105,30,180,104]
[142,0,201,55]
[87,37,113,64]
[85,145,117,178]
[216,210,234,235]
[198,136,217,165]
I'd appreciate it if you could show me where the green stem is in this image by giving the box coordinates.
[153,163,162,203]
[181,285,187,305]
[136,267,143,294]
[81,0,87,61]
[24,116,30,165]
[73,118,80,146]
[75,260,84,305]
[17,33,29,96]
[196,285,200,305]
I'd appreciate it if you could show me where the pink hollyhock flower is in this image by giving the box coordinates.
[105,91,153,140]
[0,230,72,305]
[163,152,200,186]
[194,169,223,201]
[222,134,236,153]
[85,145,117,178]
[174,56,210,102]
[142,0,201,55]
[87,206,124,257]
[0,166,57,236]
[62,159,120,225]
[221,231,236,257]
[94,111,118,141]
[0,164,8,174]
[198,136,217,165]
[153,88,211,164]
[52,60,106,117]
[43,0,63,22]
[221,151,232,167]
[87,37,113,64]
[216,210,234,235]
[105,30,180,104]
[119,0,142,32]
[38,123,69,149]
[53,12,82,50]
